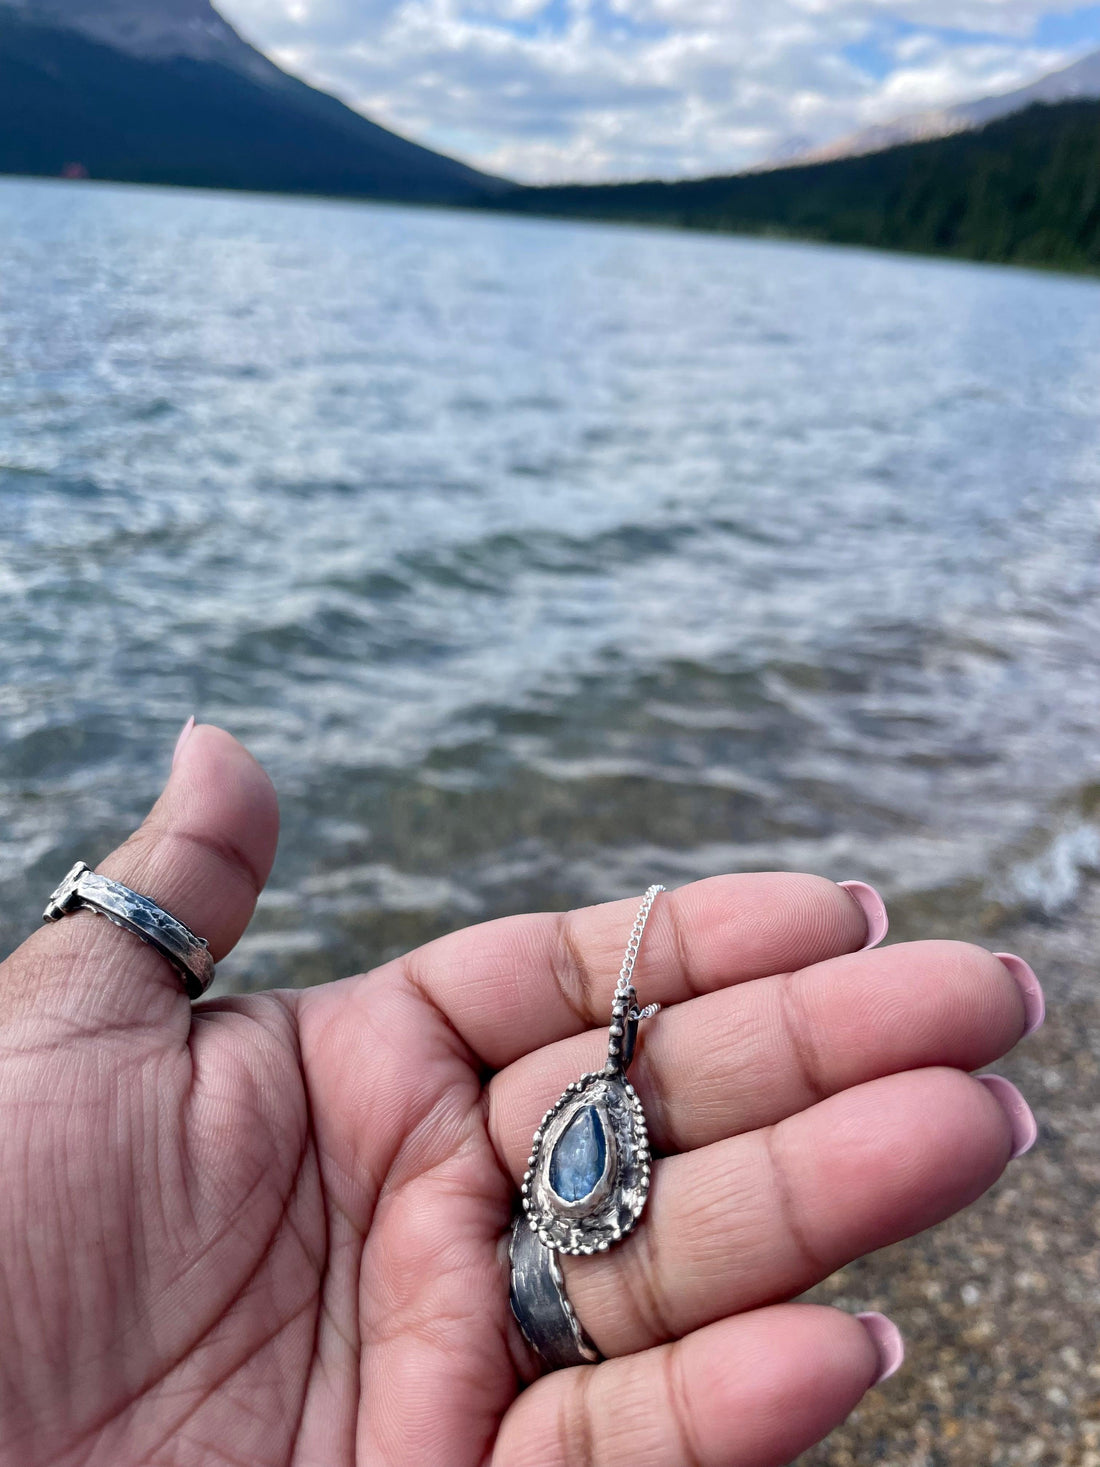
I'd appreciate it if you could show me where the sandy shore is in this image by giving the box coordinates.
[800,890,1100,1466]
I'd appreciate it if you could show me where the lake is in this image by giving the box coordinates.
[3,175,1100,992]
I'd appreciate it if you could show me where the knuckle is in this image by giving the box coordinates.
[553,914,604,1028]
[662,1345,707,1467]
[556,1367,597,1467]
[776,973,828,1108]
[626,1220,680,1344]
[762,1124,830,1279]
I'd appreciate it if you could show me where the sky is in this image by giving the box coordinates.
[216,0,1100,182]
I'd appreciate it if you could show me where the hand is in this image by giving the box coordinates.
[0,725,1038,1467]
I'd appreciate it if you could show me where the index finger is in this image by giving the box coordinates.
[395,873,881,1067]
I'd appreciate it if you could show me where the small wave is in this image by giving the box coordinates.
[393,517,713,595]
[998,821,1100,919]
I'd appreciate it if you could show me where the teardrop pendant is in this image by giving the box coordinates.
[521,1064,650,1254]
[520,885,664,1256]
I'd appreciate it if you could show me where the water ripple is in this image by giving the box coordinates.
[2,178,1100,984]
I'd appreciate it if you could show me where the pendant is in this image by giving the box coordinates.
[521,888,664,1256]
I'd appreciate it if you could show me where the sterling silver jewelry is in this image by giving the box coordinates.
[44,862,215,1000]
[509,1218,602,1368]
[510,884,665,1368]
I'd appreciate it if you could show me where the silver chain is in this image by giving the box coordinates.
[614,884,666,1008]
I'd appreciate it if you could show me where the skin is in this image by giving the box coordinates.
[0,724,1033,1467]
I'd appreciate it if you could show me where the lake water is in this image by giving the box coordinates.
[3,175,1100,991]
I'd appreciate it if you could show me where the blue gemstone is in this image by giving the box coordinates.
[549,1105,607,1203]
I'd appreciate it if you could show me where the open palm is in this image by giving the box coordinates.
[0,726,1038,1467]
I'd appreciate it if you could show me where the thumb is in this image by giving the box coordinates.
[0,722,279,1033]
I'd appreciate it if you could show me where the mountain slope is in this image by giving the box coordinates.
[0,7,507,205]
[1,0,283,76]
[792,46,1100,164]
[494,99,1100,273]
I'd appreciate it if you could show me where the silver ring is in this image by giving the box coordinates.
[509,885,665,1369]
[509,1215,601,1368]
[43,862,215,1000]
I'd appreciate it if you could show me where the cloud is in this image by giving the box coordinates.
[216,0,1100,180]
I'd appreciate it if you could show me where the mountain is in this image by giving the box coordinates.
[789,46,1100,164]
[0,0,284,76]
[0,0,507,204]
[495,98,1100,273]
[3,0,1098,276]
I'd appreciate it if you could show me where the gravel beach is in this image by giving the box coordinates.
[801,891,1100,1466]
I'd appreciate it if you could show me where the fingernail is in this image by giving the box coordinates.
[995,953,1045,1037]
[172,716,196,770]
[856,1312,905,1384]
[839,881,889,950]
[976,1074,1038,1159]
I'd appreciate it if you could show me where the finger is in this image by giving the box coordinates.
[555,1067,1031,1358]
[493,1303,895,1467]
[489,940,1031,1162]
[396,873,878,1067]
[0,723,278,1032]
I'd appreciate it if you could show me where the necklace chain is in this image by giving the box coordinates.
[614,883,666,1002]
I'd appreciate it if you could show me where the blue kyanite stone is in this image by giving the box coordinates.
[549,1105,607,1203]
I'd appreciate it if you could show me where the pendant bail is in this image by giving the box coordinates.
[605,883,666,1073]
[607,986,661,1072]
[607,985,635,1072]
[622,999,641,1071]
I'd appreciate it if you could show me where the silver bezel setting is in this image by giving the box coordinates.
[521,1066,651,1255]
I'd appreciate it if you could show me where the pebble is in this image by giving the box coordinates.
[799,893,1100,1465]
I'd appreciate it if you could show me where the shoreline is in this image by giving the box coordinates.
[3,170,1099,287]
[803,880,1100,1465]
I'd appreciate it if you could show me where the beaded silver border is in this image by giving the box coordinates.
[520,1066,651,1255]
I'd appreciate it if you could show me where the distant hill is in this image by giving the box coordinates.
[494,99,1100,273]
[1,0,290,77]
[0,2,507,205]
[3,0,1099,277]
[788,45,1100,164]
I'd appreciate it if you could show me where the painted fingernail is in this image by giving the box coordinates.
[977,1074,1038,1159]
[172,716,196,770]
[995,953,1045,1037]
[856,1312,905,1385]
[839,881,889,950]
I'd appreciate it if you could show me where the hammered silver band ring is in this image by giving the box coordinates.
[509,1215,602,1369]
[43,862,215,1000]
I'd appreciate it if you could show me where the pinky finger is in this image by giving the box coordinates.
[493,1304,901,1467]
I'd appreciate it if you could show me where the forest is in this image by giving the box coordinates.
[496,100,1100,273]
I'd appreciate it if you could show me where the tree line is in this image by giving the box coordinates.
[494,100,1100,274]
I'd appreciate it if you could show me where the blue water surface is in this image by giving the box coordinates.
[2,177,1100,988]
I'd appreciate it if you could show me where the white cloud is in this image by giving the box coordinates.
[216,0,1100,180]
[867,40,1062,114]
